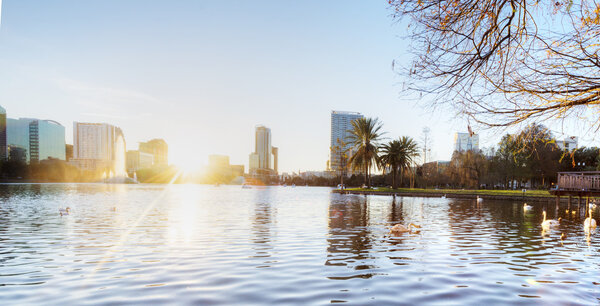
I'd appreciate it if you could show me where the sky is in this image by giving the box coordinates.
[0,1,593,173]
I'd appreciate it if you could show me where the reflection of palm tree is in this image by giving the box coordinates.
[347,118,384,188]
[379,137,419,189]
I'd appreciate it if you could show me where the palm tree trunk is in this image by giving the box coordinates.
[400,168,404,187]
[364,161,368,187]
[366,161,370,188]
[392,167,397,189]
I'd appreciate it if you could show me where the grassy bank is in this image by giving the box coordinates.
[339,187,553,198]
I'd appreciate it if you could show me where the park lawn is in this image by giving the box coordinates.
[345,187,553,197]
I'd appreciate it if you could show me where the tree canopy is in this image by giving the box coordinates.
[390,1,600,128]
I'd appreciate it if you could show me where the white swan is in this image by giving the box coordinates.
[523,203,532,211]
[390,223,421,234]
[584,208,597,232]
[59,207,71,216]
[541,211,560,231]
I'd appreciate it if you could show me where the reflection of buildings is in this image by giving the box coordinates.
[454,132,479,152]
[557,136,578,151]
[208,155,244,178]
[0,106,6,160]
[126,150,154,173]
[7,118,66,163]
[139,139,168,166]
[71,122,126,175]
[249,125,278,177]
[330,111,363,174]
[251,196,274,262]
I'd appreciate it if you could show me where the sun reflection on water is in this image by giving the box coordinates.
[167,185,203,246]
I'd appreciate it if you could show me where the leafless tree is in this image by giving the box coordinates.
[390,1,600,130]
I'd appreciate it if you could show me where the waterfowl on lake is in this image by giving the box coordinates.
[541,211,560,231]
[523,203,532,211]
[584,208,597,232]
[441,194,446,199]
[476,196,483,203]
[59,207,71,216]
[390,223,421,234]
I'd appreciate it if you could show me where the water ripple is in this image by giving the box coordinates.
[0,184,599,304]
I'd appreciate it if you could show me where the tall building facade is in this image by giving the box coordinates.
[72,122,126,175]
[255,126,272,169]
[454,132,479,152]
[330,111,363,172]
[126,150,154,172]
[7,118,66,163]
[271,146,278,173]
[0,106,6,160]
[139,139,168,166]
[249,125,278,175]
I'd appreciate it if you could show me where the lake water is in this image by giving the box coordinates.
[0,184,599,305]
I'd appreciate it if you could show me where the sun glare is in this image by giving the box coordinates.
[171,151,207,173]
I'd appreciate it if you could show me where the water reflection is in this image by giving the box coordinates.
[326,195,375,279]
[251,189,275,266]
[1,185,600,304]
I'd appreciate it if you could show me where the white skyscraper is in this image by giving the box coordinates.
[249,125,278,175]
[454,132,479,152]
[330,110,363,172]
[255,125,272,169]
[72,122,126,175]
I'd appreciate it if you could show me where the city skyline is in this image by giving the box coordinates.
[0,1,596,173]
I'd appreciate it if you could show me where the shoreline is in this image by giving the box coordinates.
[333,188,576,203]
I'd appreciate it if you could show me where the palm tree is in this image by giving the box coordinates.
[331,138,349,188]
[379,137,419,189]
[347,117,384,188]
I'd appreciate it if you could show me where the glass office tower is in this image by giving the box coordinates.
[7,118,66,163]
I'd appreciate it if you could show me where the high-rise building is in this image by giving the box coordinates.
[272,146,278,173]
[557,136,578,151]
[249,125,278,175]
[0,106,6,160]
[454,132,479,152]
[72,122,126,175]
[7,118,66,163]
[330,111,363,172]
[249,153,259,171]
[255,126,272,169]
[207,154,245,179]
[139,139,168,166]
[126,150,154,172]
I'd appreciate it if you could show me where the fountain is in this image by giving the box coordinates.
[104,132,138,184]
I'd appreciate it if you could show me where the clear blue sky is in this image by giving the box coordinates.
[0,1,588,172]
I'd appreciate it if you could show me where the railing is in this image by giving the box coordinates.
[557,172,600,191]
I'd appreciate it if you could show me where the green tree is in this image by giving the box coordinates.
[347,117,384,188]
[331,138,350,188]
[379,136,419,189]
